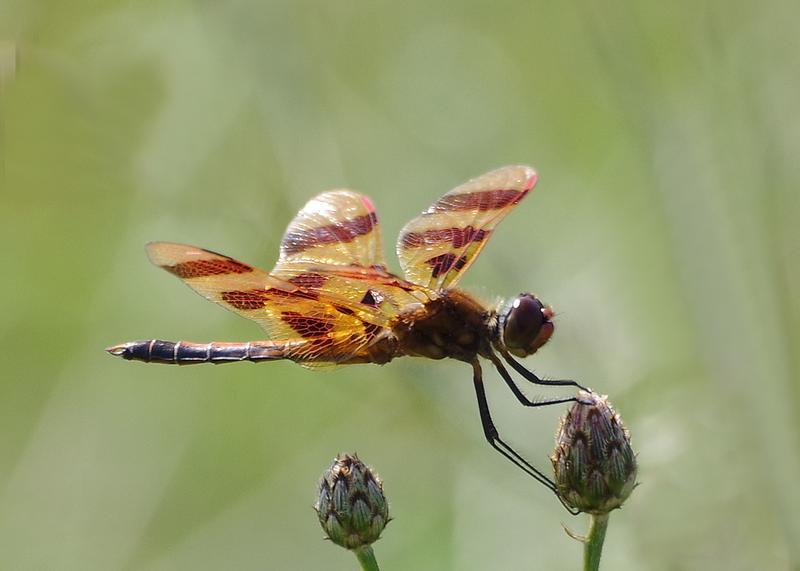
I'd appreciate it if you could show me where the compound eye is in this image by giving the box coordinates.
[503,294,545,352]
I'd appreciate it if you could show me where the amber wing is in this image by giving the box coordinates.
[145,242,391,365]
[272,189,433,323]
[396,165,537,290]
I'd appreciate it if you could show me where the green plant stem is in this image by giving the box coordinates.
[354,546,380,571]
[583,513,609,571]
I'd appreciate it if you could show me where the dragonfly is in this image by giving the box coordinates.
[108,165,585,497]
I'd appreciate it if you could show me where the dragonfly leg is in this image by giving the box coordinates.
[499,349,589,392]
[489,353,580,407]
[471,360,579,514]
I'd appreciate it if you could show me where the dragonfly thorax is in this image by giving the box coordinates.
[499,293,554,358]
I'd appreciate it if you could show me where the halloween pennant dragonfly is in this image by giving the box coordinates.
[108,165,585,495]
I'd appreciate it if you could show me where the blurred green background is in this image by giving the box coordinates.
[2,1,798,569]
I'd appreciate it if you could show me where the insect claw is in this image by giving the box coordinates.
[576,389,596,405]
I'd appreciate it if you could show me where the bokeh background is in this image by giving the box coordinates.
[2,1,799,569]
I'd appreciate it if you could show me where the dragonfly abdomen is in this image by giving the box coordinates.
[106,340,284,364]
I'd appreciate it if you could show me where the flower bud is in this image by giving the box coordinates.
[552,390,637,514]
[315,453,389,550]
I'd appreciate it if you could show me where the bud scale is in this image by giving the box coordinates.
[315,454,389,550]
[552,391,637,514]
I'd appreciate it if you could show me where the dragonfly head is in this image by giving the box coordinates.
[499,293,554,357]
